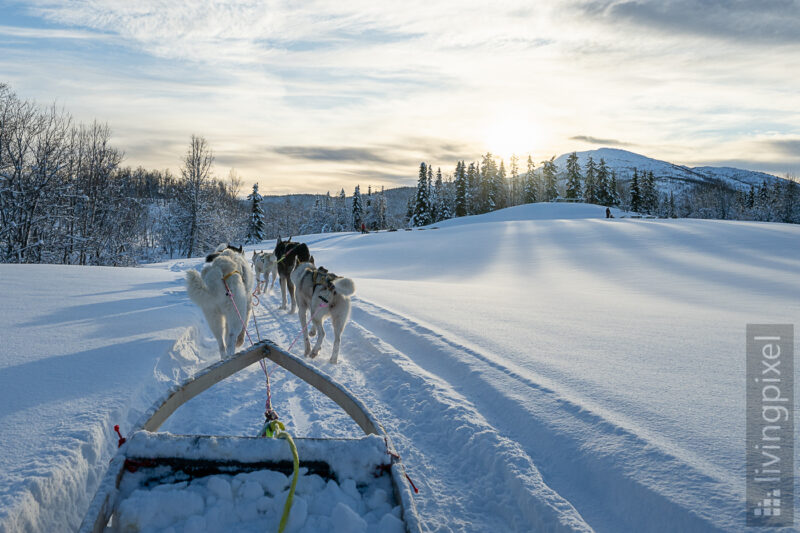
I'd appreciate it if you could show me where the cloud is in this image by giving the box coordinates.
[0,24,108,40]
[272,146,396,164]
[570,135,633,147]
[574,0,800,45]
[761,138,800,157]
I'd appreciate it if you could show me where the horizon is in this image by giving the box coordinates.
[2,1,799,194]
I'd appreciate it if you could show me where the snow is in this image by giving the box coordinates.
[109,433,400,533]
[554,147,786,193]
[2,202,800,532]
[122,432,390,485]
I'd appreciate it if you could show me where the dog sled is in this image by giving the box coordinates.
[79,340,422,533]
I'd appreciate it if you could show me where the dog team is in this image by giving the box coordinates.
[185,238,355,363]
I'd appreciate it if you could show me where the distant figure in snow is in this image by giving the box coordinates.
[605,207,613,219]
[361,222,367,234]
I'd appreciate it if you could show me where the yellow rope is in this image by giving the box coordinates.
[222,270,240,282]
[269,420,299,533]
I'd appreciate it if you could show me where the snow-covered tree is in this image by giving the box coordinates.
[466,162,478,214]
[542,157,558,201]
[509,155,520,206]
[454,161,468,217]
[629,169,642,212]
[377,186,388,229]
[335,188,348,231]
[565,152,582,200]
[596,158,610,206]
[583,156,597,204]
[352,184,363,231]
[609,171,621,207]
[411,163,432,226]
[246,183,265,243]
[523,155,537,204]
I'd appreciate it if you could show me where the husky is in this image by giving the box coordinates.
[273,237,313,313]
[291,262,355,363]
[252,250,278,294]
[186,244,255,358]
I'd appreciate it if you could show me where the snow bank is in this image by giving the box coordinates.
[433,201,624,227]
[0,263,213,533]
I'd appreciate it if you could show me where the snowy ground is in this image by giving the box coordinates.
[1,203,799,532]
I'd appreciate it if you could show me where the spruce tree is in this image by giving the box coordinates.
[596,158,610,205]
[609,171,620,206]
[454,161,468,217]
[565,152,582,200]
[336,188,348,231]
[509,155,519,206]
[583,156,597,204]
[352,184,363,231]
[412,162,432,226]
[466,162,477,214]
[246,183,265,244]
[479,153,498,213]
[783,179,798,223]
[433,167,445,222]
[669,191,677,218]
[642,171,657,214]
[630,169,642,212]
[494,159,507,210]
[542,157,558,201]
[523,155,537,203]
[378,186,388,229]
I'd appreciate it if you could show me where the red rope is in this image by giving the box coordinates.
[288,302,328,351]
[223,276,254,347]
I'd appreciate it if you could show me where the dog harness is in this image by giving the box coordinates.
[311,268,337,290]
[222,270,241,282]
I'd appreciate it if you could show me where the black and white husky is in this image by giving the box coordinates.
[290,262,355,363]
[252,250,278,294]
[273,237,313,313]
[186,244,255,358]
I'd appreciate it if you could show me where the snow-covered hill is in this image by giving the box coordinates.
[1,203,799,532]
[553,147,785,193]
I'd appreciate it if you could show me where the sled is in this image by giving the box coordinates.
[79,339,422,533]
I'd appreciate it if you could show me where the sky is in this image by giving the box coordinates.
[1,0,799,194]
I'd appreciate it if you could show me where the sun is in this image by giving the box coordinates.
[484,119,542,161]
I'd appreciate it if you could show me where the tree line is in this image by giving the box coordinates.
[407,152,798,226]
[0,84,246,265]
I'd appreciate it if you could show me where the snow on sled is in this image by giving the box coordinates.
[79,340,422,533]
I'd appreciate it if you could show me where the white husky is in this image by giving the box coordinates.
[252,251,278,294]
[186,244,255,358]
[290,262,356,363]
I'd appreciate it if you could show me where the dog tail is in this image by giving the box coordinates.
[332,277,355,297]
[185,269,208,303]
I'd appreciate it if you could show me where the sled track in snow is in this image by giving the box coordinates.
[185,286,730,532]
[249,293,592,532]
[345,299,731,532]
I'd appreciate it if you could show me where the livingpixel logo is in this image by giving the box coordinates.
[746,324,794,527]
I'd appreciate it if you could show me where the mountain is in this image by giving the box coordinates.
[552,148,785,193]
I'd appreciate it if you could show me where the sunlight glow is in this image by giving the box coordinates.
[484,119,542,161]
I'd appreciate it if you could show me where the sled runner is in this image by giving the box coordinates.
[79,340,422,533]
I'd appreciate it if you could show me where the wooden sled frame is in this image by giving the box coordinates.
[79,340,422,533]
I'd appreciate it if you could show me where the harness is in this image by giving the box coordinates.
[311,268,336,289]
[222,270,240,282]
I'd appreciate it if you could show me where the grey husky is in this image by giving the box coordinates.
[290,262,356,363]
